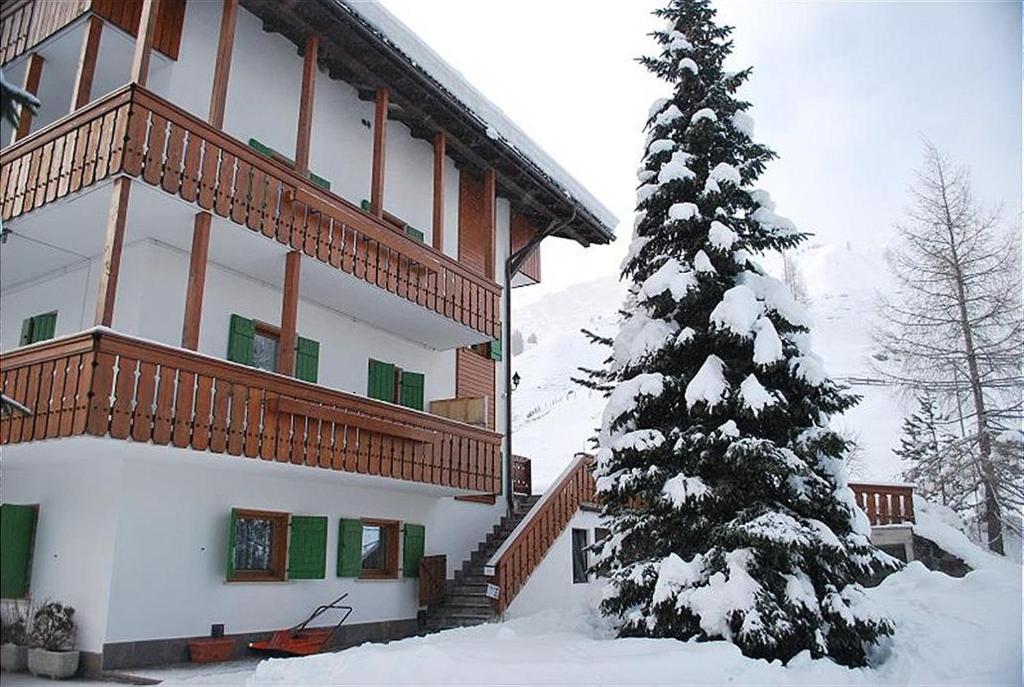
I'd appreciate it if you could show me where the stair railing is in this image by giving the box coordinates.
[485,453,597,614]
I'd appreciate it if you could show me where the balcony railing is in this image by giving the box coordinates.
[850,482,915,526]
[0,330,502,493]
[0,84,502,339]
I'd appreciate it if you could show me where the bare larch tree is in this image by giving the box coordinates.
[874,142,1022,554]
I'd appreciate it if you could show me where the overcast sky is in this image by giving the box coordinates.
[379,0,1022,303]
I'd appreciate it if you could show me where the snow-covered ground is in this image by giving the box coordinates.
[244,509,1020,686]
[512,242,909,490]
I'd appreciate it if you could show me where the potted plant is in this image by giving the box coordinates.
[27,602,79,680]
[1,602,32,672]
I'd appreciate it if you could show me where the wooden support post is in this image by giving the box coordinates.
[12,52,43,142]
[181,212,212,350]
[207,0,238,128]
[130,0,162,87]
[369,87,389,218]
[70,16,103,112]
[483,168,497,280]
[278,250,301,377]
[294,34,319,174]
[95,178,132,327]
[432,131,446,251]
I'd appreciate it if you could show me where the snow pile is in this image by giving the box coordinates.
[685,355,729,409]
[912,496,1010,572]
[247,561,1022,686]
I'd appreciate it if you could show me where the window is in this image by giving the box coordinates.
[227,314,319,382]
[571,528,589,584]
[227,509,288,582]
[337,518,423,579]
[1,504,38,598]
[252,323,280,373]
[367,360,425,411]
[226,509,327,582]
[20,312,57,346]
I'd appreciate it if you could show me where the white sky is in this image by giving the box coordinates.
[378,0,1022,304]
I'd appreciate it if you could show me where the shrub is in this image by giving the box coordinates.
[1,602,32,645]
[29,602,75,652]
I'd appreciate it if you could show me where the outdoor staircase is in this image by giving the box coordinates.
[423,494,541,632]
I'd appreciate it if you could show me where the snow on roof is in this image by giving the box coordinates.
[337,1,618,240]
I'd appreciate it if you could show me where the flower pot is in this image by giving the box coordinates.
[27,648,79,679]
[1,643,29,672]
[187,638,235,664]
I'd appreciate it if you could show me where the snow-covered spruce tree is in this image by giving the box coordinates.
[590,0,896,668]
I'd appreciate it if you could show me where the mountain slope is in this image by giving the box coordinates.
[511,243,907,490]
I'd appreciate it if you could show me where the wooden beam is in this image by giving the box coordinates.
[207,0,239,129]
[13,52,43,143]
[294,33,319,174]
[70,16,102,112]
[130,0,162,87]
[181,212,212,350]
[483,168,497,280]
[369,87,389,218]
[95,178,132,327]
[432,131,446,251]
[278,250,301,377]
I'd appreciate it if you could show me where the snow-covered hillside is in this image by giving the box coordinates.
[512,243,908,490]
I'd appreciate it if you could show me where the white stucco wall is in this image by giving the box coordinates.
[506,509,606,618]
[0,450,126,653]
[1,438,505,649]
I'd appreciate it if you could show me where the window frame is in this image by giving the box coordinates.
[228,508,289,583]
[359,518,400,580]
[571,528,590,584]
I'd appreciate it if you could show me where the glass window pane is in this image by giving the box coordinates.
[361,525,385,570]
[571,528,589,584]
[252,332,279,372]
[235,516,274,572]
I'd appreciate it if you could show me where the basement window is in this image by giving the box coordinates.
[571,528,589,584]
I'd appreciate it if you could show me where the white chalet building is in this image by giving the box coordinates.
[0,0,616,673]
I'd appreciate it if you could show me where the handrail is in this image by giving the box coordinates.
[0,329,502,492]
[2,84,501,338]
[487,453,596,613]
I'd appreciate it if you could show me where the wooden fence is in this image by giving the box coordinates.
[488,453,596,613]
[0,330,502,493]
[0,84,502,339]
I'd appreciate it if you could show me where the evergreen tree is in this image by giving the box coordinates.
[895,394,957,507]
[589,0,896,667]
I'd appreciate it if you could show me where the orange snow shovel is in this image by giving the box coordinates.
[249,593,354,656]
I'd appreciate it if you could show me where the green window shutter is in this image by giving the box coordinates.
[1,504,37,598]
[288,516,327,580]
[20,318,33,346]
[367,360,395,403]
[405,226,425,243]
[402,523,425,578]
[337,518,363,577]
[489,337,502,361]
[227,315,255,366]
[225,508,239,581]
[295,337,320,383]
[33,312,57,342]
[400,371,425,411]
[308,172,331,191]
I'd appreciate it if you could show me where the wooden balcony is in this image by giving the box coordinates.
[0,330,502,493]
[850,482,915,526]
[0,84,502,340]
[1,0,184,66]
